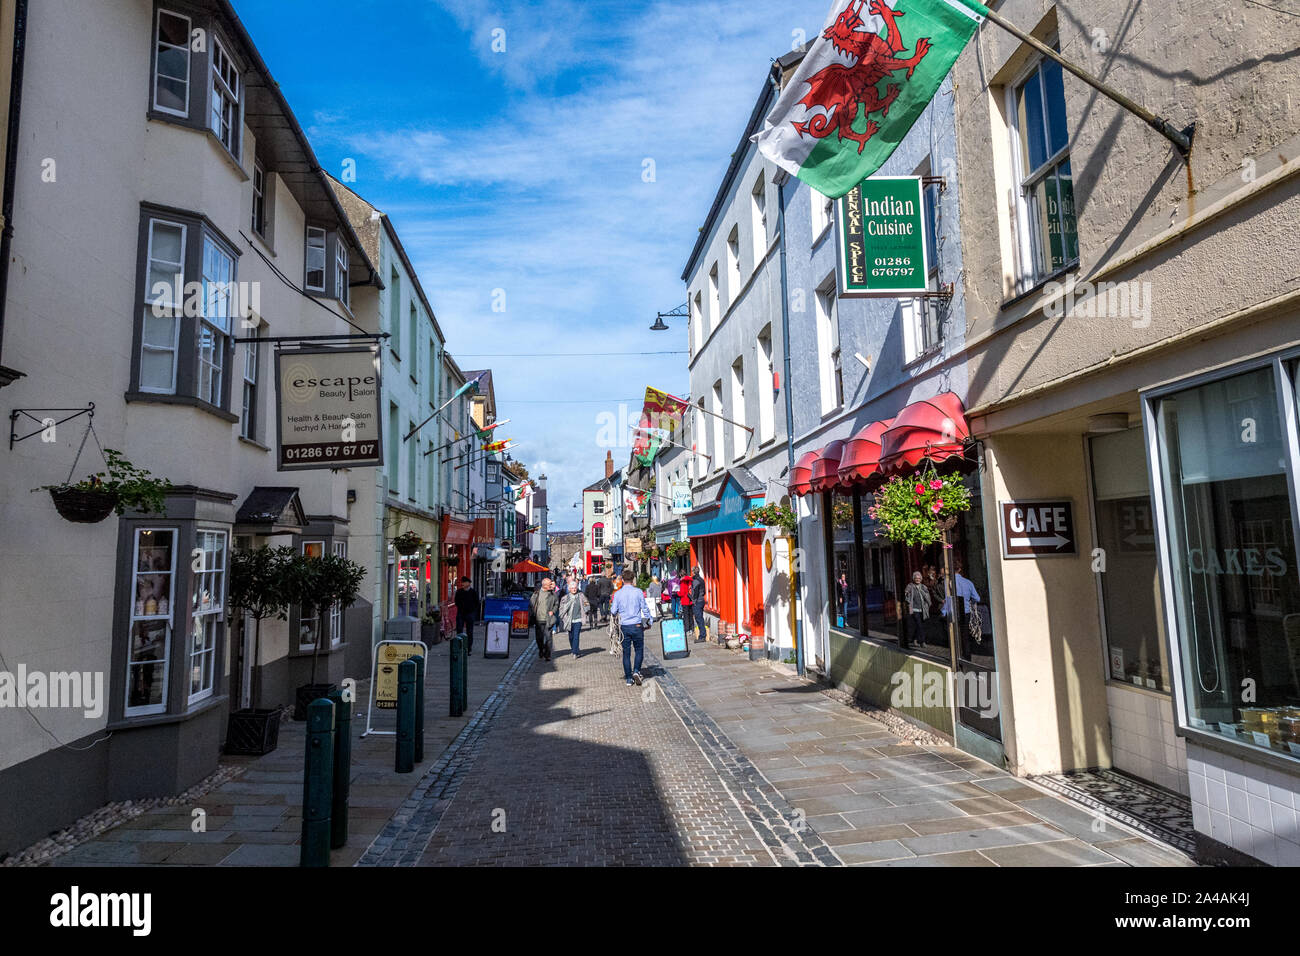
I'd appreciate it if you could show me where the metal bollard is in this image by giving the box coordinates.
[459,638,469,714]
[450,636,465,717]
[327,688,351,850]
[396,658,416,773]
[411,655,425,763]
[300,697,335,867]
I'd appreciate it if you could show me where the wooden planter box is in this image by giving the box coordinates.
[225,708,282,756]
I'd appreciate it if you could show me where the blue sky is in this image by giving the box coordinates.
[238,0,823,525]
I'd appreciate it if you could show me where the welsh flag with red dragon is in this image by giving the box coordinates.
[632,387,691,468]
[754,0,986,199]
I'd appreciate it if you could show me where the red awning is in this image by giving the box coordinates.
[809,440,847,493]
[878,392,970,475]
[838,418,894,489]
[508,559,549,573]
[789,451,818,497]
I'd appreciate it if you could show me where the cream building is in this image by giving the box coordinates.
[0,0,378,853]
[950,0,1300,863]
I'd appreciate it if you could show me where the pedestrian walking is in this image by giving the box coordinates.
[558,579,589,659]
[647,576,661,621]
[529,576,559,661]
[454,576,480,654]
[942,561,983,660]
[679,571,695,640]
[690,567,708,642]
[666,569,681,619]
[902,571,930,651]
[610,571,650,686]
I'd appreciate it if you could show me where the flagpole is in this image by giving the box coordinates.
[454,443,515,470]
[974,4,1193,156]
[631,428,713,464]
[423,419,511,457]
[682,402,754,434]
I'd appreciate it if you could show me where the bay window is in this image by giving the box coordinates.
[336,236,351,310]
[305,227,326,291]
[140,219,185,393]
[152,9,191,117]
[209,36,241,157]
[199,237,233,406]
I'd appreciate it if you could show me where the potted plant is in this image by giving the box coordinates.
[743,502,798,536]
[868,468,972,547]
[225,545,293,755]
[284,550,367,720]
[393,531,422,555]
[34,449,172,523]
[421,607,442,646]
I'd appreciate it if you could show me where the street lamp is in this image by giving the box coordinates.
[651,302,687,331]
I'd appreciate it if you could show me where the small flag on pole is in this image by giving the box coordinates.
[482,440,508,453]
[754,0,986,199]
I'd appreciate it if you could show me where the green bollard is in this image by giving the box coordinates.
[449,636,465,718]
[300,697,335,867]
[460,638,469,713]
[411,655,425,763]
[327,688,351,850]
[396,658,416,773]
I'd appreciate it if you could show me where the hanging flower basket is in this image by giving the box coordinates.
[393,531,422,555]
[744,502,797,535]
[48,486,119,523]
[869,466,972,547]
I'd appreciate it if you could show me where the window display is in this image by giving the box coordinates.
[128,529,175,714]
[1153,365,1300,758]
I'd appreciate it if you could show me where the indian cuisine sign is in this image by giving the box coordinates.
[275,346,383,471]
[836,175,929,297]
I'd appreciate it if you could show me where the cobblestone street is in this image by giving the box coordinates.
[361,623,1194,867]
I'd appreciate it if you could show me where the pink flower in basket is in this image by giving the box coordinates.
[929,479,943,490]
[931,499,944,513]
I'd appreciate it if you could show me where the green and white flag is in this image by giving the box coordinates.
[755,0,986,199]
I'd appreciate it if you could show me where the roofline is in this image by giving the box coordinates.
[681,49,804,282]
[214,0,374,278]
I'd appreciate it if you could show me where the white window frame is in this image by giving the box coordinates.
[305,227,327,292]
[593,523,605,549]
[731,357,746,461]
[726,226,741,307]
[189,529,227,704]
[152,8,191,118]
[209,35,242,158]
[593,498,604,515]
[298,540,325,651]
[251,158,267,236]
[126,527,178,717]
[711,380,725,472]
[336,237,351,309]
[198,236,233,408]
[329,541,346,647]
[708,263,720,333]
[241,337,258,439]
[141,218,186,395]
[751,173,767,269]
[757,326,775,444]
[1005,45,1077,292]
[815,279,839,415]
[810,184,833,241]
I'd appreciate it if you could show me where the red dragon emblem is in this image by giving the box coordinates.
[794,0,933,153]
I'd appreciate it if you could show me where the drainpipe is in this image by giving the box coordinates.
[771,69,803,678]
[0,0,29,386]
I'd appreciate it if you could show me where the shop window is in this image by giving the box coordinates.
[189,530,227,703]
[298,540,324,650]
[1090,427,1169,691]
[1152,364,1300,758]
[330,541,346,646]
[127,528,177,715]
[828,490,860,632]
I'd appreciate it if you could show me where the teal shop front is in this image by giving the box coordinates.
[686,470,768,641]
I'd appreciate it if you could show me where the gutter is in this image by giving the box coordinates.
[0,0,28,388]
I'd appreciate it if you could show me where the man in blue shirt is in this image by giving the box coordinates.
[609,571,649,686]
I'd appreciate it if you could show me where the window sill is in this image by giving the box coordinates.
[250,227,275,259]
[204,128,249,181]
[125,391,239,424]
[238,434,271,452]
[1001,262,1080,313]
[902,345,944,372]
[110,693,228,731]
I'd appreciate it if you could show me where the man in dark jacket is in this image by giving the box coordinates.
[690,567,708,642]
[453,576,480,653]
[529,577,559,661]
[586,571,612,625]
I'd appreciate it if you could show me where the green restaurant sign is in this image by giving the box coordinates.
[835,175,930,297]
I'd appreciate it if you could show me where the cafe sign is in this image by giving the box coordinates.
[836,175,929,297]
[275,347,383,471]
[998,499,1078,558]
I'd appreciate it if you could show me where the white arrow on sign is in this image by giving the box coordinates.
[1010,534,1071,550]
[1123,533,1154,547]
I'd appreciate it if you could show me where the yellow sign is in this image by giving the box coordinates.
[374,641,424,709]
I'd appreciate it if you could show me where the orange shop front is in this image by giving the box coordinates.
[687,472,767,643]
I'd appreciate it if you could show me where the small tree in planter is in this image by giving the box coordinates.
[226,545,294,754]
[283,550,367,719]
[34,448,173,523]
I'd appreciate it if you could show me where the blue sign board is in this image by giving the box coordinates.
[661,618,689,660]
[686,474,764,538]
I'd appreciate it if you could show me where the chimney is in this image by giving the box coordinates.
[605,450,614,479]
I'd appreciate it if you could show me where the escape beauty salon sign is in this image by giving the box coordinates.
[836,175,929,297]
[998,499,1078,558]
[275,347,383,471]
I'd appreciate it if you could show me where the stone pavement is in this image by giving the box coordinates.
[662,640,1196,867]
[46,633,519,867]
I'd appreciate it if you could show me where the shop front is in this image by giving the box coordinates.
[440,515,474,637]
[794,393,1004,763]
[686,470,768,649]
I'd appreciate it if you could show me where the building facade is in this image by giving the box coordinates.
[949,0,1300,864]
[0,0,377,853]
